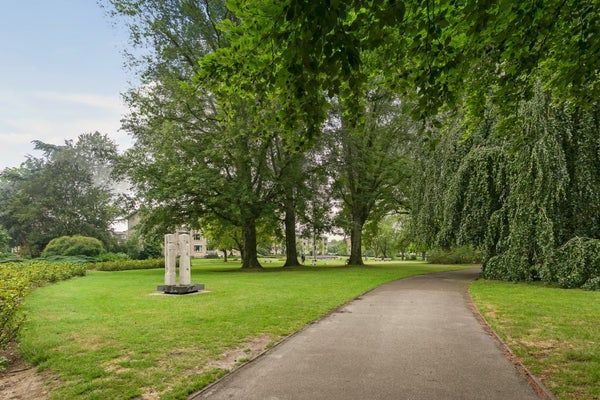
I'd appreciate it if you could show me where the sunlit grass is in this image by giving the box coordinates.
[470,280,600,400]
[20,259,466,399]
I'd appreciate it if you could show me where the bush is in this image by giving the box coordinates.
[42,235,105,257]
[95,252,130,262]
[540,237,600,290]
[0,261,86,352]
[88,258,164,271]
[123,232,163,260]
[428,246,483,264]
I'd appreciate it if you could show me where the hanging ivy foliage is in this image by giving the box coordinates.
[412,87,600,289]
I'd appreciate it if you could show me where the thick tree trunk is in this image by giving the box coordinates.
[348,220,364,265]
[222,249,228,262]
[241,216,262,269]
[283,198,300,267]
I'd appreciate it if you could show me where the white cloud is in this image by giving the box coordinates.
[0,131,37,145]
[0,90,132,170]
[33,91,125,112]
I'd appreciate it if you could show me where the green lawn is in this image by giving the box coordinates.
[470,280,600,400]
[19,259,465,399]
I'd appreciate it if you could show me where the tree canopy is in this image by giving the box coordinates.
[106,0,599,286]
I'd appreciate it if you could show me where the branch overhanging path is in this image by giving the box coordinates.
[191,268,546,400]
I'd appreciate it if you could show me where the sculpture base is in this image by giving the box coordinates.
[157,284,204,294]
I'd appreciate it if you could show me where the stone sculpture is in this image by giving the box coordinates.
[157,231,204,294]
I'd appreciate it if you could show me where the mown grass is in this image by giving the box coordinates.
[19,259,467,399]
[470,280,600,400]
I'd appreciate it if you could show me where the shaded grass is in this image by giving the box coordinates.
[19,260,467,399]
[470,280,600,400]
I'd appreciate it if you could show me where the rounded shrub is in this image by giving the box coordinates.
[42,235,105,257]
[540,237,600,290]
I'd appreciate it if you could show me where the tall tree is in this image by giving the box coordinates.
[0,133,119,255]
[328,88,412,265]
[111,0,294,268]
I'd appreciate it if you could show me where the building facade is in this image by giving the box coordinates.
[190,230,211,258]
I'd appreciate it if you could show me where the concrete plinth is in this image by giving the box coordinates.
[157,283,205,294]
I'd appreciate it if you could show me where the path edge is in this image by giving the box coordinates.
[466,285,557,400]
[187,267,465,399]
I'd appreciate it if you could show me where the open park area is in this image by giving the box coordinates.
[0,259,597,399]
[12,260,465,399]
[1,0,599,399]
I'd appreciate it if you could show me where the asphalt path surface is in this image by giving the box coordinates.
[192,268,541,400]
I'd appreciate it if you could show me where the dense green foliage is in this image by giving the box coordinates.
[427,246,482,265]
[204,0,599,136]
[0,261,86,352]
[0,226,10,253]
[87,258,164,271]
[122,231,163,260]
[363,215,409,259]
[0,133,121,256]
[412,89,600,288]
[42,235,106,257]
[101,0,599,277]
[471,280,600,399]
[541,237,600,290]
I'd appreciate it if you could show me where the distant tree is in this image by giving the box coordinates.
[329,88,413,265]
[0,226,10,253]
[123,230,163,260]
[327,239,348,256]
[364,215,400,259]
[200,217,242,262]
[0,133,120,255]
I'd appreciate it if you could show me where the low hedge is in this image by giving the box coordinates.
[427,246,483,264]
[0,261,86,352]
[88,258,164,271]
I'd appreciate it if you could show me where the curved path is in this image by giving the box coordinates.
[192,268,542,400]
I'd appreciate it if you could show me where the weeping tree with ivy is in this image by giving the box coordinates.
[413,88,600,288]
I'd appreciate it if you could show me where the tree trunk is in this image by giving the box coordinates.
[222,249,228,262]
[241,215,262,269]
[282,186,300,267]
[348,220,364,265]
[283,203,300,267]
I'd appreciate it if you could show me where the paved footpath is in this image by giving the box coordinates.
[192,268,542,400]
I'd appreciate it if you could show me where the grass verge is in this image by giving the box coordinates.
[19,260,466,399]
[470,280,600,400]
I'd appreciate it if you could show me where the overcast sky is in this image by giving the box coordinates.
[0,1,134,170]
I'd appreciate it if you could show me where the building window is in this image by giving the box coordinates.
[194,245,203,252]
[193,233,201,240]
